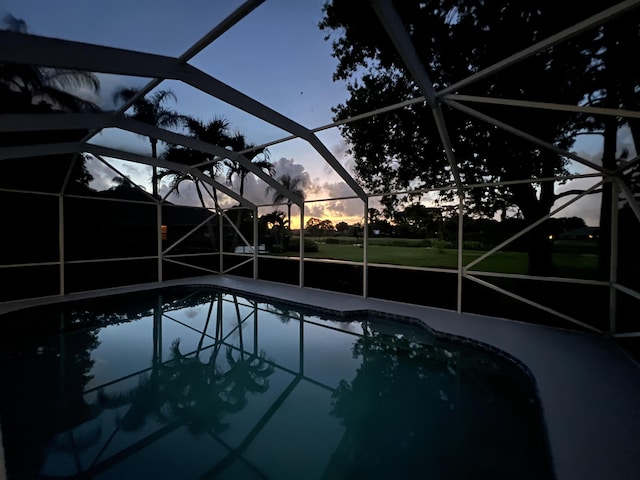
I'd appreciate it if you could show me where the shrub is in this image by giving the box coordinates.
[462,240,484,251]
[285,238,319,253]
[270,244,284,253]
[431,239,453,252]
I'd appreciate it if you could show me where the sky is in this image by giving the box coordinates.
[1,0,628,228]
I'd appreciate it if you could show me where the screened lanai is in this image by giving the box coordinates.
[3,3,640,480]
[1,0,639,338]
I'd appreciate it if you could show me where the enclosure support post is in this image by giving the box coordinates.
[59,194,65,295]
[153,294,163,367]
[219,210,224,274]
[299,313,304,375]
[253,208,259,280]
[363,198,369,298]
[457,196,464,313]
[299,203,305,288]
[609,179,619,334]
[157,202,163,283]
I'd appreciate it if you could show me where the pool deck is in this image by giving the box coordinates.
[2,275,640,480]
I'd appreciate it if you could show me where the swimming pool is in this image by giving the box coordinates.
[0,286,553,479]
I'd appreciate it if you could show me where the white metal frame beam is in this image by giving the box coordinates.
[0,141,251,207]
[102,0,265,120]
[0,30,365,201]
[371,0,465,310]
[0,113,301,206]
[439,0,640,95]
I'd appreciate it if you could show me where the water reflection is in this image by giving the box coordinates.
[0,288,552,479]
[325,327,554,480]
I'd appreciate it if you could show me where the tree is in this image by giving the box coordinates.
[393,203,441,238]
[327,328,552,478]
[368,208,394,236]
[319,1,620,275]
[305,218,335,236]
[305,217,322,236]
[0,15,100,195]
[161,116,231,208]
[267,173,308,233]
[582,19,640,277]
[260,210,288,247]
[1,14,100,113]
[224,132,273,200]
[223,132,273,249]
[336,221,349,234]
[351,222,363,241]
[318,219,335,234]
[113,87,183,197]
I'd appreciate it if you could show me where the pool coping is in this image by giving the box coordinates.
[2,274,640,480]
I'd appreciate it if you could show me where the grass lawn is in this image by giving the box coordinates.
[280,242,598,278]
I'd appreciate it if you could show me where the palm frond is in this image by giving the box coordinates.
[2,14,28,33]
[39,85,100,112]
[112,86,139,105]
[43,68,100,93]
[150,89,177,107]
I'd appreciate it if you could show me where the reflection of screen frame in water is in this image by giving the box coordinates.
[0,286,554,480]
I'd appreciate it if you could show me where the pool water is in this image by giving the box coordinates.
[0,287,554,479]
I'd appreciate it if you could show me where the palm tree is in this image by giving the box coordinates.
[160,116,232,208]
[260,210,288,247]
[223,133,274,249]
[0,15,100,195]
[112,87,183,197]
[224,132,274,200]
[267,174,307,232]
[1,15,100,114]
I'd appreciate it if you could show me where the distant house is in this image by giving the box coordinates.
[558,226,599,240]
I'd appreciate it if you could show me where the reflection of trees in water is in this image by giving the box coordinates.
[325,329,552,480]
[0,289,275,478]
[97,340,274,436]
[264,304,298,323]
[0,324,100,479]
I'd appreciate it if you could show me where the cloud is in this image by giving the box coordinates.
[273,157,310,181]
[318,136,357,181]
[183,157,318,210]
[86,157,118,191]
[306,204,326,218]
[247,157,317,206]
[86,156,152,192]
[93,74,149,111]
[561,125,637,226]
[238,175,272,205]
[160,179,217,208]
[303,180,363,223]
[322,181,355,199]
[553,178,602,227]
[211,156,365,225]
[331,136,350,160]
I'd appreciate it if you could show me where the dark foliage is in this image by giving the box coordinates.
[319,1,639,275]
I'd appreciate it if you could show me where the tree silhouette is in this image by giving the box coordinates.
[260,210,288,247]
[112,87,183,197]
[267,173,307,233]
[326,327,553,479]
[96,339,275,437]
[319,1,627,275]
[1,15,100,113]
[161,116,231,208]
[224,132,274,200]
[223,132,273,248]
[0,14,99,200]
[0,308,100,479]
